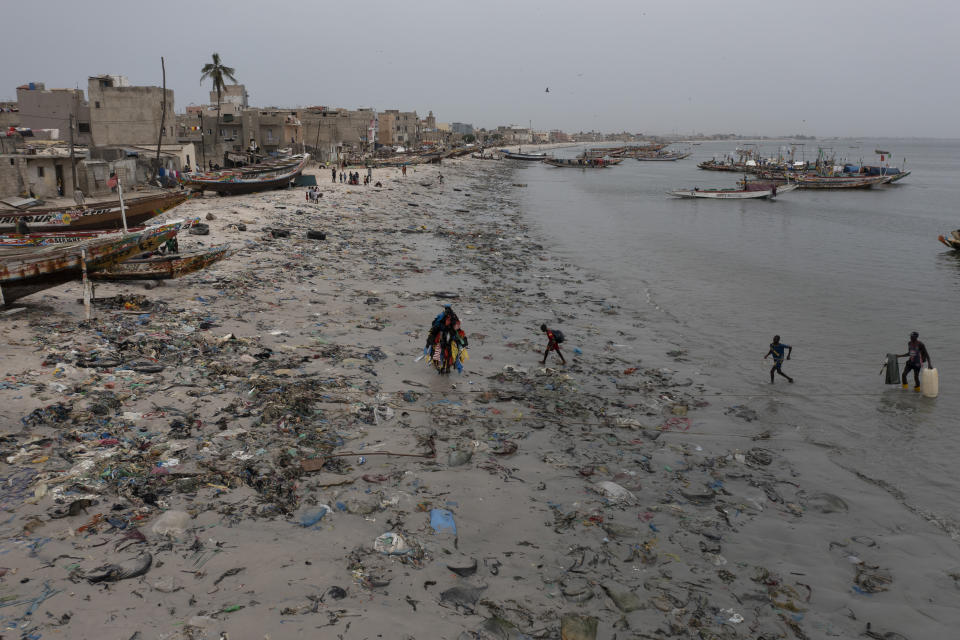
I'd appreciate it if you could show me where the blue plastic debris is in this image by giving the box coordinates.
[430,509,457,536]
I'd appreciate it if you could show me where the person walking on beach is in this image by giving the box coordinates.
[898,331,931,391]
[402,164,407,177]
[331,167,337,183]
[540,324,566,365]
[439,173,444,185]
[764,335,793,384]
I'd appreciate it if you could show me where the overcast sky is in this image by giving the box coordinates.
[3,0,957,138]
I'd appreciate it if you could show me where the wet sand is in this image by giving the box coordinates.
[0,155,956,639]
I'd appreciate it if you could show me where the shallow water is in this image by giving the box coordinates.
[516,139,960,537]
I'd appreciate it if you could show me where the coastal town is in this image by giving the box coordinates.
[0,71,666,202]
[0,40,956,640]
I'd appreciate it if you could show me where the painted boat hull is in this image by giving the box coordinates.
[0,222,189,303]
[668,184,798,199]
[0,192,190,233]
[185,154,309,194]
[502,152,547,161]
[91,244,231,281]
[795,175,891,189]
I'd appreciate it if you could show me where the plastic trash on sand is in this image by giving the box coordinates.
[430,508,457,536]
[298,504,331,528]
[595,481,636,504]
[151,510,191,539]
[374,532,411,555]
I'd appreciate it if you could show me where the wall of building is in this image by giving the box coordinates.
[88,77,174,147]
[0,154,79,198]
[16,85,92,145]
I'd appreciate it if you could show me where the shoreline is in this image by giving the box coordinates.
[0,157,954,638]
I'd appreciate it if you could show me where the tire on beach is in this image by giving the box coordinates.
[306,230,326,240]
[189,223,210,236]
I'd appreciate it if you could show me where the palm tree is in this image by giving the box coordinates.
[200,53,238,150]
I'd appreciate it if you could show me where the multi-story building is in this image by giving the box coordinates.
[15,82,92,145]
[88,75,174,147]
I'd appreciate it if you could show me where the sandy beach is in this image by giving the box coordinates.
[0,155,956,639]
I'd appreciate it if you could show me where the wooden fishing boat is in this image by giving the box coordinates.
[545,157,611,168]
[90,244,231,281]
[184,154,309,194]
[0,192,190,233]
[793,174,891,189]
[938,231,960,250]
[502,150,547,161]
[0,218,199,248]
[0,222,187,304]
[668,183,798,199]
[635,152,691,161]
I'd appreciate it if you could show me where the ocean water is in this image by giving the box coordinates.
[515,139,960,536]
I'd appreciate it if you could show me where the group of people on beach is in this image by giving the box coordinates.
[330,166,375,186]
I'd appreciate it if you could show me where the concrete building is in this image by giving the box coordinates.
[15,82,91,145]
[496,126,533,144]
[210,84,248,109]
[379,109,420,147]
[451,122,473,135]
[302,107,376,161]
[0,102,20,130]
[0,146,83,199]
[241,108,302,156]
[88,75,174,147]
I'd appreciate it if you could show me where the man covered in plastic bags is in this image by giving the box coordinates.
[424,305,469,374]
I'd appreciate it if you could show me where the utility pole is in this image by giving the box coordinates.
[199,112,205,169]
[68,112,78,192]
[155,56,167,181]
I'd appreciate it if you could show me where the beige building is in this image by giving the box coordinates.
[0,147,82,199]
[378,109,419,147]
[16,82,92,145]
[301,107,376,161]
[88,75,174,147]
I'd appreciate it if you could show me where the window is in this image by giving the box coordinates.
[207,128,212,135]
[186,155,190,167]
[9,159,14,166]
[37,166,45,177]
[94,101,100,109]
[78,122,90,133]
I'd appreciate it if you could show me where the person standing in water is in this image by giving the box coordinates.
[898,331,931,391]
[764,335,793,384]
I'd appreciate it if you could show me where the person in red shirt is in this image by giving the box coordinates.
[540,324,566,365]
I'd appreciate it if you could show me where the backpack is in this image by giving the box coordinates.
[552,329,565,343]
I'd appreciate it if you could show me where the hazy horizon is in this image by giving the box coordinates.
[2,0,956,139]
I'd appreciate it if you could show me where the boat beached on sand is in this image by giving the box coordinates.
[0,221,190,304]
[184,154,309,195]
[0,192,190,233]
[90,244,232,281]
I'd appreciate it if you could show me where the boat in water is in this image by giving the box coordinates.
[0,192,190,233]
[792,174,891,189]
[184,154,309,194]
[668,182,798,199]
[501,150,547,161]
[544,157,611,168]
[938,230,960,250]
[635,151,691,161]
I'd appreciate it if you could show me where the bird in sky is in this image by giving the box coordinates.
[545,87,550,93]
